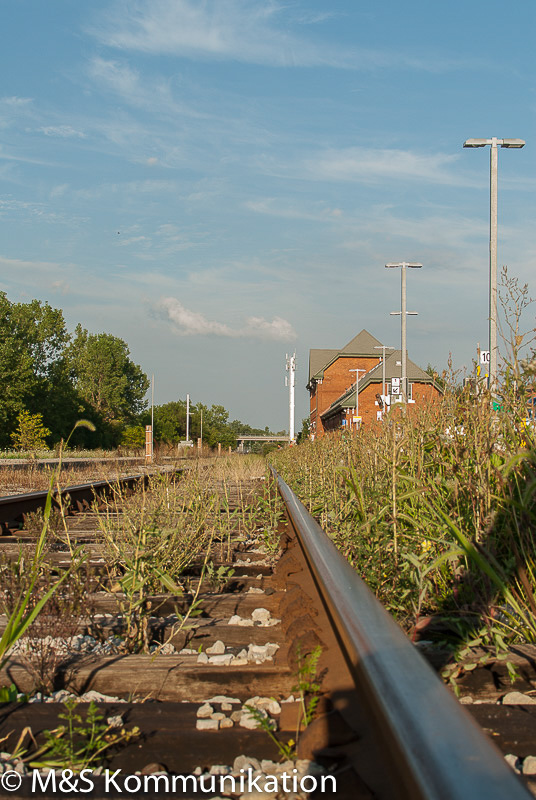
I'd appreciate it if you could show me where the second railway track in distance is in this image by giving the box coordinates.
[0,459,532,799]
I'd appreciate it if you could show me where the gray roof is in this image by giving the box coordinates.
[340,329,383,355]
[308,329,383,382]
[308,349,338,382]
[321,350,441,419]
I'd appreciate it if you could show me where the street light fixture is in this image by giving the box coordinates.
[349,368,366,431]
[374,344,395,403]
[463,137,525,391]
[386,262,422,402]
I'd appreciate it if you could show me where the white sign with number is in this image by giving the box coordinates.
[480,351,490,365]
[391,377,400,395]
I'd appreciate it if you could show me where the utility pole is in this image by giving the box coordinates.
[186,393,190,443]
[151,374,154,460]
[463,137,525,392]
[386,262,422,402]
[286,353,296,443]
[374,345,395,406]
[349,368,366,431]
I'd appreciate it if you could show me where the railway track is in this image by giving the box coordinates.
[0,464,532,799]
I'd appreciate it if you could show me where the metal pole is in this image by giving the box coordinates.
[287,353,296,443]
[489,139,498,392]
[186,393,190,443]
[151,374,154,459]
[374,345,394,412]
[463,137,525,394]
[387,262,421,404]
[349,368,366,431]
[401,264,407,403]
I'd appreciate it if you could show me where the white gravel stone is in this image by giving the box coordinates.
[220,717,234,729]
[459,696,473,704]
[208,654,234,666]
[179,648,197,655]
[106,715,123,728]
[197,652,209,664]
[505,754,521,773]
[212,712,226,721]
[251,608,271,624]
[206,695,241,704]
[231,657,248,665]
[197,703,214,719]
[258,699,281,715]
[80,690,125,703]
[206,640,226,655]
[502,692,536,705]
[196,718,219,731]
[208,765,230,775]
[523,756,536,775]
[158,643,177,655]
[239,712,261,730]
[221,702,233,711]
[233,756,261,773]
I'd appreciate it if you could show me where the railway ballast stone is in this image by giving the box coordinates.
[523,756,536,775]
[206,640,226,655]
[209,654,234,665]
[196,718,219,731]
[197,703,214,718]
[505,754,521,773]
[502,691,536,705]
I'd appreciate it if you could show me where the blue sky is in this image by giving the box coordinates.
[1,0,535,431]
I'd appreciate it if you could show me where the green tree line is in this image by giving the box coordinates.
[1,293,283,450]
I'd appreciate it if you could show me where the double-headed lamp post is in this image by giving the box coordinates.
[374,344,395,403]
[386,263,422,403]
[349,368,366,431]
[463,137,525,392]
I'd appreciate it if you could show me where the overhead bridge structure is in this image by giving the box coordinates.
[236,435,289,452]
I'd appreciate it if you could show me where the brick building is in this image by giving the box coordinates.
[308,332,442,438]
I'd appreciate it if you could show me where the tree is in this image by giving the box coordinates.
[66,326,149,425]
[11,411,51,451]
[0,293,70,446]
[120,425,146,448]
[297,417,310,443]
[152,401,187,443]
[202,404,237,448]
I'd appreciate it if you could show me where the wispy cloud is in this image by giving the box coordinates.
[302,147,467,186]
[160,297,296,340]
[89,1,485,72]
[39,125,86,138]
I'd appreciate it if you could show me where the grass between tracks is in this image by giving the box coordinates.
[271,383,536,669]
[0,454,284,686]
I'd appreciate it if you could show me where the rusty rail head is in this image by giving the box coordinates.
[0,469,182,531]
[272,468,531,800]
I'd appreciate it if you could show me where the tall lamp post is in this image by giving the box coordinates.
[349,368,366,431]
[386,262,422,402]
[463,137,525,392]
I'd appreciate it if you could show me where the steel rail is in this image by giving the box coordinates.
[0,470,180,531]
[273,468,531,800]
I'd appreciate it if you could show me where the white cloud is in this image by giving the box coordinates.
[89,0,356,68]
[303,147,467,186]
[160,297,296,340]
[39,125,86,138]
[89,1,485,72]
[1,96,32,107]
